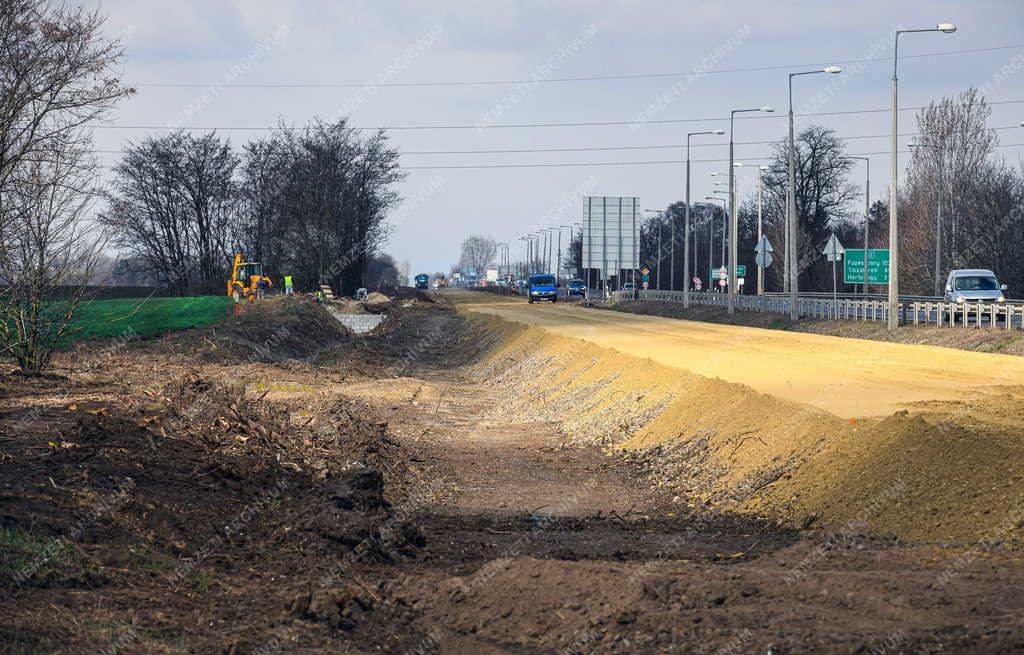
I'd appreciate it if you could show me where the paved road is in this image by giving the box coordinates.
[453,290,1024,418]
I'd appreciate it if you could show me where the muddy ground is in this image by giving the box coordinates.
[2,294,1024,654]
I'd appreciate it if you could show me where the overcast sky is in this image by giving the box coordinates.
[86,0,1024,276]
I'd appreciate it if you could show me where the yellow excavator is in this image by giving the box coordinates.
[227,252,273,300]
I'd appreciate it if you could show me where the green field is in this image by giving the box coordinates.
[63,295,233,345]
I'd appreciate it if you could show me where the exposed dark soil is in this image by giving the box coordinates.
[2,295,1024,653]
[604,300,1024,355]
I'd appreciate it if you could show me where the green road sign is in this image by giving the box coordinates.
[710,265,746,280]
[642,274,650,282]
[843,249,890,285]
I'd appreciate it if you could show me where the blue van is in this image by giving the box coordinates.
[527,274,557,303]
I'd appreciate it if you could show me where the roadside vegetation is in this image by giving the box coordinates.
[64,296,232,344]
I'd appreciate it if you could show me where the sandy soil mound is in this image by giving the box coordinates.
[363,292,392,314]
[472,315,1024,543]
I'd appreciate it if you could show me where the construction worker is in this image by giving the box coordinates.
[257,277,267,299]
[284,275,294,295]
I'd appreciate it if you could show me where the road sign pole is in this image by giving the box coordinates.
[833,258,837,308]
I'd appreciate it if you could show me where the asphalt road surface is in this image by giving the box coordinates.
[453,290,1024,418]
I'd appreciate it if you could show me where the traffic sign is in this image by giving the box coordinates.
[642,273,650,282]
[843,249,890,285]
[754,235,774,269]
[822,233,845,262]
[641,267,650,276]
[642,280,649,289]
[710,265,746,280]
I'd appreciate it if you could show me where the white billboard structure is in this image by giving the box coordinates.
[582,196,639,291]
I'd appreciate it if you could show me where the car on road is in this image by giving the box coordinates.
[943,269,1007,321]
[621,282,636,299]
[527,274,557,303]
[567,279,587,297]
[944,269,1006,304]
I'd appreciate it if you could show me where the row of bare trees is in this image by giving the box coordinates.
[102,121,404,296]
[0,0,132,372]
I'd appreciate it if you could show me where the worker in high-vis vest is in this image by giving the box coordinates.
[284,275,294,295]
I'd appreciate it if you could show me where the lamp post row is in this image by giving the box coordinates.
[503,22,959,324]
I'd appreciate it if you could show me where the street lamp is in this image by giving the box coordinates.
[706,195,728,277]
[757,165,770,295]
[519,236,530,277]
[909,141,945,296]
[846,156,871,295]
[787,66,842,320]
[557,225,571,283]
[729,106,773,313]
[889,23,957,328]
[546,227,559,275]
[685,129,724,305]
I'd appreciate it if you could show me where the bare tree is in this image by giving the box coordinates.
[101,132,239,294]
[759,125,859,291]
[0,138,104,372]
[0,1,129,372]
[0,0,132,203]
[902,88,999,294]
[459,235,497,276]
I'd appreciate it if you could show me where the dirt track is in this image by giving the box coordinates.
[458,290,1024,418]
[4,294,1024,653]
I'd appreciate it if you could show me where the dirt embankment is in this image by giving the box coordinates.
[605,300,1024,356]
[5,294,1024,653]
[470,312,1024,543]
[0,297,438,653]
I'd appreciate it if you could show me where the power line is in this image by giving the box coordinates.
[89,99,1024,132]
[395,143,1024,170]
[87,125,1024,156]
[130,44,1024,89]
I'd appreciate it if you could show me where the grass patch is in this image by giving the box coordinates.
[61,296,233,346]
[0,526,73,585]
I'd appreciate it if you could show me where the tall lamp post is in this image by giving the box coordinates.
[729,106,773,313]
[787,66,842,320]
[909,141,945,296]
[756,165,770,295]
[546,227,558,275]
[889,23,957,328]
[518,236,529,278]
[685,129,724,305]
[556,225,571,283]
[846,156,871,295]
[705,196,727,289]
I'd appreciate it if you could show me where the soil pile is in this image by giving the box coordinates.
[472,314,1024,543]
[607,300,1024,356]
[174,295,353,363]
[363,292,392,314]
[0,364,422,653]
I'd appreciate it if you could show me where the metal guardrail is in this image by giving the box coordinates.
[612,290,1023,330]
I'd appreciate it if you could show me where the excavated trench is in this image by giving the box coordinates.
[457,307,1024,544]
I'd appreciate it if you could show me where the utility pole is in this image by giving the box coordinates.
[757,165,769,295]
[788,66,841,319]
[687,130,724,304]
[729,107,773,313]
[890,23,957,327]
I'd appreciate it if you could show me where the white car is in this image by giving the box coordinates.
[943,269,1007,304]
